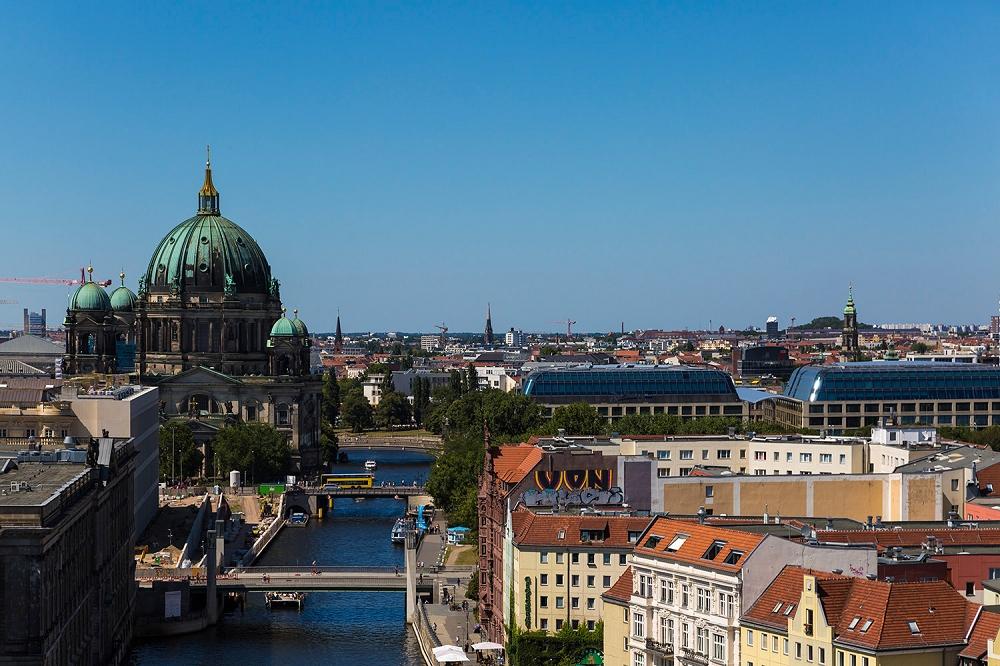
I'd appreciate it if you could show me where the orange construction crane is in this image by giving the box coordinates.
[551,319,576,337]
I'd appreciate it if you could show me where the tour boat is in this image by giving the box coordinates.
[364,459,377,471]
[265,592,305,610]
[391,517,411,544]
[287,512,309,527]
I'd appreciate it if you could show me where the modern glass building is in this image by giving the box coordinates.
[779,362,1000,430]
[522,365,745,421]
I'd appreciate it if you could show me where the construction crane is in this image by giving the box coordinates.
[552,319,576,338]
[0,267,112,288]
[435,322,448,348]
[0,300,17,305]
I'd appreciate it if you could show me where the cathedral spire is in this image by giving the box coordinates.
[484,303,494,346]
[334,309,343,353]
[198,145,220,215]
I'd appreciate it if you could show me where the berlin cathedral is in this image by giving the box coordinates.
[63,154,322,472]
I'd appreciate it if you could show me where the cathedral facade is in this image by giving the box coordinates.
[63,156,322,473]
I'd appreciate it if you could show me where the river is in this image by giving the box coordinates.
[131,449,433,666]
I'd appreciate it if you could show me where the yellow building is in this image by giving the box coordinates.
[602,568,633,666]
[509,509,651,634]
[741,565,976,666]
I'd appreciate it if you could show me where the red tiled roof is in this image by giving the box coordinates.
[961,607,999,659]
[602,567,633,604]
[493,445,543,484]
[743,567,975,652]
[814,529,1000,549]
[742,566,850,631]
[510,509,651,549]
[633,517,765,572]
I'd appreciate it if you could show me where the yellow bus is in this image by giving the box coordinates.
[320,473,374,489]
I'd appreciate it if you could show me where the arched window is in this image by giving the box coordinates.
[277,402,290,426]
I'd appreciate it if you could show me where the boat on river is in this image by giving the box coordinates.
[287,512,309,527]
[266,592,305,610]
[391,517,410,544]
[364,459,377,471]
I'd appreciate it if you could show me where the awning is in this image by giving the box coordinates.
[472,641,504,651]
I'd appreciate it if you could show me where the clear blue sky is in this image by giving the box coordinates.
[1,2,999,334]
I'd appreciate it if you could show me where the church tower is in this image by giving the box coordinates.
[484,303,494,346]
[334,311,343,353]
[842,286,860,361]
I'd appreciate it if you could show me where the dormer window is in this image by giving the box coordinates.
[557,529,565,540]
[644,535,662,549]
[628,531,642,543]
[704,540,726,560]
[724,550,744,565]
[666,534,688,552]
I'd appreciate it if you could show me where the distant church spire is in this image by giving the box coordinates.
[334,309,343,353]
[842,284,860,361]
[198,145,220,215]
[484,303,494,346]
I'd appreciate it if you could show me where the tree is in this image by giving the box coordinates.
[449,369,463,395]
[543,402,605,436]
[159,422,203,482]
[320,370,340,467]
[213,422,290,485]
[412,377,424,426]
[342,389,374,432]
[466,362,479,392]
[380,369,395,396]
[911,341,931,354]
[375,391,412,429]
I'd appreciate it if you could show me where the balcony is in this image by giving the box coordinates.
[679,649,708,666]
[645,638,674,657]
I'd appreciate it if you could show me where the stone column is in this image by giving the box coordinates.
[206,527,218,624]
[405,531,417,623]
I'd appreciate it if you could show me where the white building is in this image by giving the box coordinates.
[505,328,525,348]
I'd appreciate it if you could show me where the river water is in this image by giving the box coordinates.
[131,450,433,666]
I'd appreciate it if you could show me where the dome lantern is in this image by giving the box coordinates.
[198,145,220,216]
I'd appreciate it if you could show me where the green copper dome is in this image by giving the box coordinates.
[70,281,111,312]
[143,163,272,296]
[109,272,138,312]
[291,310,309,337]
[270,314,299,337]
[844,287,856,316]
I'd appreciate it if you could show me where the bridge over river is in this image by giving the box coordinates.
[146,566,437,595]
[338,434,442,453]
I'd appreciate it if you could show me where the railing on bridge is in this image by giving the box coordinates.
[338,435,442,451]
[296,485,426,497]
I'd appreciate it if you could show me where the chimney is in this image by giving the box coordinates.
[826,517,834,531]
[874,515,883,529]
[866,515,873,530]
[763,504,769,525]
[697,506,707,525]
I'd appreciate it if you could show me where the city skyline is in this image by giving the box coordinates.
[2,3,1000,332]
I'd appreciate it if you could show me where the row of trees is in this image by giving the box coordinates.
[159,421,291,484]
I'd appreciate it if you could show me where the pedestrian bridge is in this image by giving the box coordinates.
[140,566,435,595]
[338,435,442,453]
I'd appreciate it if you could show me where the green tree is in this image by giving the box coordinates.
[213,422,290,485]
[379,369,395,398]
[375,391,412,429]
[449,369,463,395]
[319,370,340,467]
[542,402,605,436]
[911,341,931,354]
[466,362,478,392]
[159,422,203,482]
[412,377,424,426]
[342,389,374,432]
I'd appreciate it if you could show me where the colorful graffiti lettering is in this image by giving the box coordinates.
[521,486,625,507]
[533,469,614,491]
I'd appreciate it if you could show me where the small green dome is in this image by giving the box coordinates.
[270,314,298,337]
[110,286,138,312]
[291,309,309,337]
[71,282,111,312]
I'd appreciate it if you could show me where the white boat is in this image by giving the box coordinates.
[364,459,377,471]
[287,512,309,527]
[391,517,410,544]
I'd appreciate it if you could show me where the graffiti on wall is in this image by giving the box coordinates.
[522,486,625,507]
[533,468,614,491]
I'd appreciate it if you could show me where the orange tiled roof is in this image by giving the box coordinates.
[493,445,543,484]
[510,509,651,549]
[743,566,975,652]
[632,517,765,572]
[961,607,1000,660]
[602,567,633,604]
[814,529,1000,549]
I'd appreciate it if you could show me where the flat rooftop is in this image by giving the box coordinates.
[0,462,89,508]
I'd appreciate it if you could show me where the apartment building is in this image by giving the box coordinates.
[741,565,975,666]
[606,517,875,666]
[509,510,652,633]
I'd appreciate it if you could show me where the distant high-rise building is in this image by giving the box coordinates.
[22,308,46,336]
[842,286,860,360]
[505,327,524,347]
[420,335,441,352]
[765,315,779,339]
[991,315,1000,340]
[484,303,494,346]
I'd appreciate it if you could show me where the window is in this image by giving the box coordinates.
[603,576,611,587]
[795,642,802,659]
[667,535,689,551]
[820,453,832,463]
[571,575,580,587]
[839,454,846,464]
[952,479,960,491]
[786,452,793,462]
[540,553,549,564]
[657,450,668,459]
[989,568,1000,579]
[587,597,595,610]
[556,574,564,586]
[702,449,709,459]
[619,553,627,565]
[746,629,754,646]
[705,485,714,498]
[680,450,693,460]
[860,619,872,632]
[717,450,731,459]
[633,612,645,638]
[571,619,579,629]
[724,551,743,565]
[540,619,548,630]
[967,582,976,595]
[848,616,860,630]
[696,627,708,655]
[556,553,564,564]
[800,452,812,463]
[657,468,668,478]
[540,574,548,586]
[761,633,768,651]
[697,587,711,613]
[704,541,726,560]
[587,575,595,588]
[819,647,826,664]
[783,638,789,655]
[633,652,645,666]
[555,596,564,609]
[638,574,653,598]
[718,592,733,618]
[571,553,579,564]
[587,553,595,566]
[773,636,779,652]
[555,619,563,630]
[540,596,548,608]
[603,553,612,565]
[807,645,814,662]
[682,622,690,648]
[587,620,595,630]
[755,451,767,461]
[571,597,580,609]
[682,584,690,608]
[712,633,725,661]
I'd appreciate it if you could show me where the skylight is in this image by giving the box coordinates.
[644,535,662,549]
[908,621,920,635]
[783,604,795,616]
[860,619,873,632]
[724,550,744,565]
[848,617,860,630]
[666,535,689,552]
[772,603,783,613]
[703,540,726,560]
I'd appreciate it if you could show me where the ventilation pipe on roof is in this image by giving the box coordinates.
[697,506,707,525]
[763,504,769,525]
[874,515,884,529]
[832,568,843,575]
[826,517,834,531]
[865,515,873,530]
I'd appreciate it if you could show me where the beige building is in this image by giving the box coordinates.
[509,509,651,633]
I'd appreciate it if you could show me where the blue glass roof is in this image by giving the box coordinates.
[784,362,1000,402]
[522,365,739,401]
